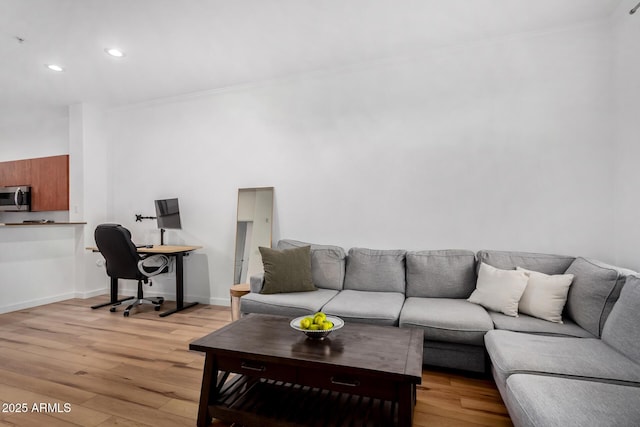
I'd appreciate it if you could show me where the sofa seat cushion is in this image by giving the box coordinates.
[321,290,404,326]
[485,330,640,390]
[399,298,494,345]
[277,239,346,290]
[241,288,339,318]
[506,374,640,427]
[489,312,594,338]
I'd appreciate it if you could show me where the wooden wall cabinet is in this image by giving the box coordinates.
[0,158,31,187]
[0,155,69,212]
[31,155,69,211]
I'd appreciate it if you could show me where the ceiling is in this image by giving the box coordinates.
[0,0,622,128]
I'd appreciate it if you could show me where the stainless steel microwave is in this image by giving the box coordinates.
[0,186,31,211]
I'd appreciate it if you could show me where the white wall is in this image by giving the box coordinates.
[0,109,69,162]
[3,14,634,313]
[106,21,617,305]
[69,104,114,299]
[0,111,78,313]
[612,2,640,271]
[0,226,77,313]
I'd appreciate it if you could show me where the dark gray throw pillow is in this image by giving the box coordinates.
[259,245,316,294]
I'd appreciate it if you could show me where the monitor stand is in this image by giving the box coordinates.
[160,228,166,245]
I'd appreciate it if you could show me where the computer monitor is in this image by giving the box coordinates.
[155,199,182,244]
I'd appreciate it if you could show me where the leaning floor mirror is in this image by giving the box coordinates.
[234,187,274,284]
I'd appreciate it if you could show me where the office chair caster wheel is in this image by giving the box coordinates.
[110,307,116,313]
[158,297,165,303]
[123,311,130,317]
[154,305,161,311]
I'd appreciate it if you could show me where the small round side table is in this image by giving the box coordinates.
[230,283,250,321]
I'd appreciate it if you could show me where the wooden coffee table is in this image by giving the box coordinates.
[189,314,423,427]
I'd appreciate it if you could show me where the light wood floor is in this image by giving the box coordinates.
[0,296,512,427]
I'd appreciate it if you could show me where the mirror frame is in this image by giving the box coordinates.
[233,187,274,285]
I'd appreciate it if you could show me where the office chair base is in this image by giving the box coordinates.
[92,296,135,310]
[108,298,137,313]
[120,297,165,317]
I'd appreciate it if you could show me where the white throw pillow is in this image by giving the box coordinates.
[516,267,574,323]
[467,263,529,317]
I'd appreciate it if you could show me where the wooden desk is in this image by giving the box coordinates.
[136,245,201,254]
[88,244,202,317]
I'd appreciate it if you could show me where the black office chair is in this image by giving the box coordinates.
[95,224,169,317]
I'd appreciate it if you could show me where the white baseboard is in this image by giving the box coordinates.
[0,292,76,315]
[209,297,231,307]
[75,287,109,299]
[0,288,231,315]
[112,285,218,306]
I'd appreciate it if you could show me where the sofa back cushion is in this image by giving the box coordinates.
[565,257,633,337]
[406,250,477,298]
[277,239,346,290]
[477,250,575,275]
[343,248,406,293]
[602,275,640,364]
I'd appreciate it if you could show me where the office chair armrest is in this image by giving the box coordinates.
[138,254,170,277]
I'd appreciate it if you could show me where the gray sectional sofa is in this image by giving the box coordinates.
[240,239,640,426]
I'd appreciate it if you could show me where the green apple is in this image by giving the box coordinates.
[321,321,333,330]
[300,318,312,329]
[313,312,327,325]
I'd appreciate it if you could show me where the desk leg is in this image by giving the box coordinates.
[159,252,198,317]
[91,277,134,309]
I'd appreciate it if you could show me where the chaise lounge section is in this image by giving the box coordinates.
[485,275,640,426]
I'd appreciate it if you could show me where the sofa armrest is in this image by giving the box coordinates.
[250,273,264,293]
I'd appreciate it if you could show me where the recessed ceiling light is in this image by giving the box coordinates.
[46,64,64,72]
[105,48,125,58]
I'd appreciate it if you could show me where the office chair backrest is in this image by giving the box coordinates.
[95,224,143,280]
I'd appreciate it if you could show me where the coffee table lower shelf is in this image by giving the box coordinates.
[211,374,399,427]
